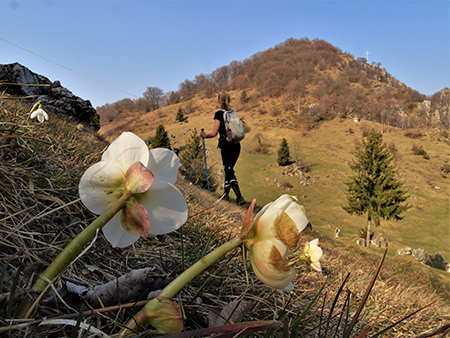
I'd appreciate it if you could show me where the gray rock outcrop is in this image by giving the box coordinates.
[370,233,389,248]
[0,62,100,131]
[397,247,449,273]
[396,247,413,256]
[411,248,428,263]
[356,238,366,246]
[428,252,449,271]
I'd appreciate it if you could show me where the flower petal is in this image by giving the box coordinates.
[252,207,290,256]
[304,239,323,272]
[78,161,125,214]
[249,240,296,291]
[137,180,187,235]
[124,162,154,194]
[102,212,140,248]
[147,148,179,184]
[240,199,256,239]
[270,195,309,233]
[251,202,273,229]
[121,201,150,238]
[270,194,296,210]
[30,110,38,119]
[311,261,322,272]
[249,195,308,250]
[140,297,183,334]
[102,132,149,174]
[284,203,309,234]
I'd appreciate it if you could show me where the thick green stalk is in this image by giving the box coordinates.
[159,237,243,299]
[125,237,244,332]
[16,191,132,318]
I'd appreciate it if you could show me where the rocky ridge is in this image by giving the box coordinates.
[0,62,100,131]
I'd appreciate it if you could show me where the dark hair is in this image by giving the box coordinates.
[218,91,231,110]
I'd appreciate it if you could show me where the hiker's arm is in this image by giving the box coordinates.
[201,119,220,138]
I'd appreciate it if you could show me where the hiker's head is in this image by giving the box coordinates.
[218,91,231,110]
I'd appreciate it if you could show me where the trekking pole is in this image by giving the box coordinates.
[201,129,211,193]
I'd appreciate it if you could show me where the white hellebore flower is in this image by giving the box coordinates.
[30,108,49,123]
[303,239,323,272]
[245,194,309,291]
[79,132,188,248]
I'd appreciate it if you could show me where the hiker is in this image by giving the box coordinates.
[200,91,245,205]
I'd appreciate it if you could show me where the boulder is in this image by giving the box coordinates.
[396,247,413,256]
[412,248,428,263]
[430,252,444,263]
[427,252,449,271]
[0,62,100,131]
[356,238,366,246]
[370,233,389,248]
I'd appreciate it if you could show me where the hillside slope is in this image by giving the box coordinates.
[98,38,449,131]
[1,97,449,337]
[99,92,449,263]
[98,38,449,267]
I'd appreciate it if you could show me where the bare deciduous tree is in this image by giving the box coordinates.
[211,65,230,90]
[143,86,164,111]
[179,79,196,100]
[165,91,181,106]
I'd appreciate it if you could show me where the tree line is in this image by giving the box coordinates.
[97,37,449,130]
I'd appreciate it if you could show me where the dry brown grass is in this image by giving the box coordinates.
[0,100,449,337]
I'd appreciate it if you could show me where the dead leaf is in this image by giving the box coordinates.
[209,299,253,327]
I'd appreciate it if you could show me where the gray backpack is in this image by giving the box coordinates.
[223,109,245,142]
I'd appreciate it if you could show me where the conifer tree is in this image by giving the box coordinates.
[240,90,248,103]
[176,107,184,122]
[151,124,171,149]
[180,129,203,164]
[277,138,291,166]
[343,130,409,248]
[179,129,215,190]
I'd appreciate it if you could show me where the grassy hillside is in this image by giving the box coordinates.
[99,90,450,265]
[1,99,449,337]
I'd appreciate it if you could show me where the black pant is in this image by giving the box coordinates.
[219,139,241,189]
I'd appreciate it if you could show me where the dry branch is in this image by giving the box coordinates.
[55,268,173,308]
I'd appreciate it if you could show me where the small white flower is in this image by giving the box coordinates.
[79,132,188,248]
[303,239,323,272]
[30,108,49,123]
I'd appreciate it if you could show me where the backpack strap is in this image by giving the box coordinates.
[222,110,234,142]
[223,110,230,130]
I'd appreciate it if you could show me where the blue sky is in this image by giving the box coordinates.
[1,1,449,108]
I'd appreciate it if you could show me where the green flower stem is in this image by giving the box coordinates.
[160,237,243,299]
[126,237,244,332]
[17,191,132,319]
[24,101,41,126]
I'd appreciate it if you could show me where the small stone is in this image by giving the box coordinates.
[334,228,343,238]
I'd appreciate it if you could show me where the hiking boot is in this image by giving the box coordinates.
[236,196,246,206]
[222,194,230,202]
